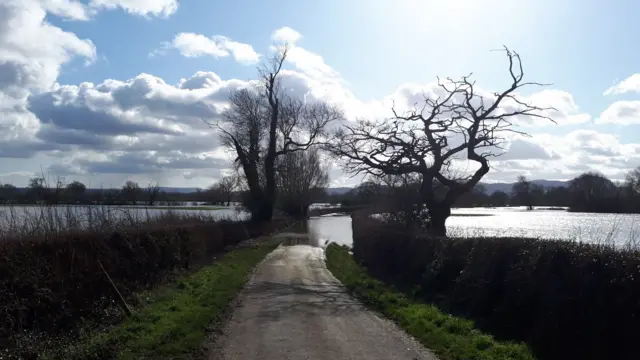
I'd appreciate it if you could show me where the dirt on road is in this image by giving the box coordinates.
[210,243,438,360]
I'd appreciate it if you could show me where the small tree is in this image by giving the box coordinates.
[275,149,329,217]
[512,175,534,210]
[0,184,18,203]
[65,181,87,204]
[489,190,510,207]
[328,47,553,235]
[625,166,640,194]
[568,172,617,212]
[217,175,238,206]
[121,181,141,205]
[27,177,47,203]
[145,183,161,206]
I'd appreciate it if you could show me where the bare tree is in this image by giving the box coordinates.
[121,181,140,205]
[212,45,343,221]
[275,149,329,217]
[65,181,86,204]
[218,175,238,206]
[145,182,161,206]
[625,166,640,194]
[27,177,47,203]
[327,47,554,236]
[512,175,534,210]
[207,175,238,206]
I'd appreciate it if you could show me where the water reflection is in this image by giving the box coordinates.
[296,207,640,248]
[307,215,353,247]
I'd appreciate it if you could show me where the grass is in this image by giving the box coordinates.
[41,237,281,360]
[325,243,536,360]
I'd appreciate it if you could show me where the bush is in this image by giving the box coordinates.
[0,214,289,349]
[352,215,640,360]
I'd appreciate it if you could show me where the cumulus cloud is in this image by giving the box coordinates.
[597,100,640,125]
[2,17,638,187]
[38,0,91,20]
[89,0,179,17]
[484,129,640,182]
[604,74,640,96]
[271,26,302,44]
[156,33,260,64]
[26,71,256,149]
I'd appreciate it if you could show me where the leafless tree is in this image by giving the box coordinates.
[512,175,535,210]
[211,45,343,221]
[208,175,238,206]
[121,181,140,205]
[625,166,640,194]
[327,47,554,236]
[145,182,161,206]
[275,149,329,217]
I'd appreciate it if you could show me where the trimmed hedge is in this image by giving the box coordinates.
[352,215,640,360]
[0,217,289,348]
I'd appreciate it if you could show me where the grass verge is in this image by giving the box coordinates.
[325,243,535,360]
[42,238,280,360]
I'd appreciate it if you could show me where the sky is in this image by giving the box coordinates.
[1,0,640,189]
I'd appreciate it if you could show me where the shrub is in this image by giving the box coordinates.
[0,213,289,349]
[351,215,640,360]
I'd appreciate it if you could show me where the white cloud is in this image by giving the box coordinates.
[159,33,260,64]
[38,0,91,20]
[271,26,302,44]
[89,0,179,17]
[485,129,640,182]
[604,74,640,96]
[1,19,638,187]
[171,33,229,58]
[597,100,640,125]
[0,0,97,161]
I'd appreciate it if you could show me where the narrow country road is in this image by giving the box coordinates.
[210,243,438,360]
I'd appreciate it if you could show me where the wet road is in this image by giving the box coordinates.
[210,242,438,360]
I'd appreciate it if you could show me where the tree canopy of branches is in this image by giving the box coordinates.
[145,182,161,206]
[65,181,87,204]
[207,175,239,206]
[568,172,618,212]
[121,181,141,205]
[275,149,329,217]
[625,167,640,194]
[328,47,554,235]
[213,45,343,221]
[511,175,539,210]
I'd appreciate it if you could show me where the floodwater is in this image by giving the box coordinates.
[304,207,640,247]
[2,204,638,247]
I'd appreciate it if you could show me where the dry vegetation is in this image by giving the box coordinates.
[0,206,288,357]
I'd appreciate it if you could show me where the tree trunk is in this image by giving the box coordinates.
[427,204,450,237]
[256,200,274,222]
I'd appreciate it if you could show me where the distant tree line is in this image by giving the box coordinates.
[322,167,640,214]
[0,178,240,206]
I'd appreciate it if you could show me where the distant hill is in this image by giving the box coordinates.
[157,187,202,193]
[325,187,353,195]
[482,180,569,194]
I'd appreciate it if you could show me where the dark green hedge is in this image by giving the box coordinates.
[0,217,289,346]
[352,215,640,360]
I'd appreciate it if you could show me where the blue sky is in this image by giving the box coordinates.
[1,0,640,188]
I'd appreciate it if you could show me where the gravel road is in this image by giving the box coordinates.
[210,244,438,360]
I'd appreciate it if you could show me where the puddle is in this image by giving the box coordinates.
[274,215,353,248]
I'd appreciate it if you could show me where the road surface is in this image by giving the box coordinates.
[210,243,438,360]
